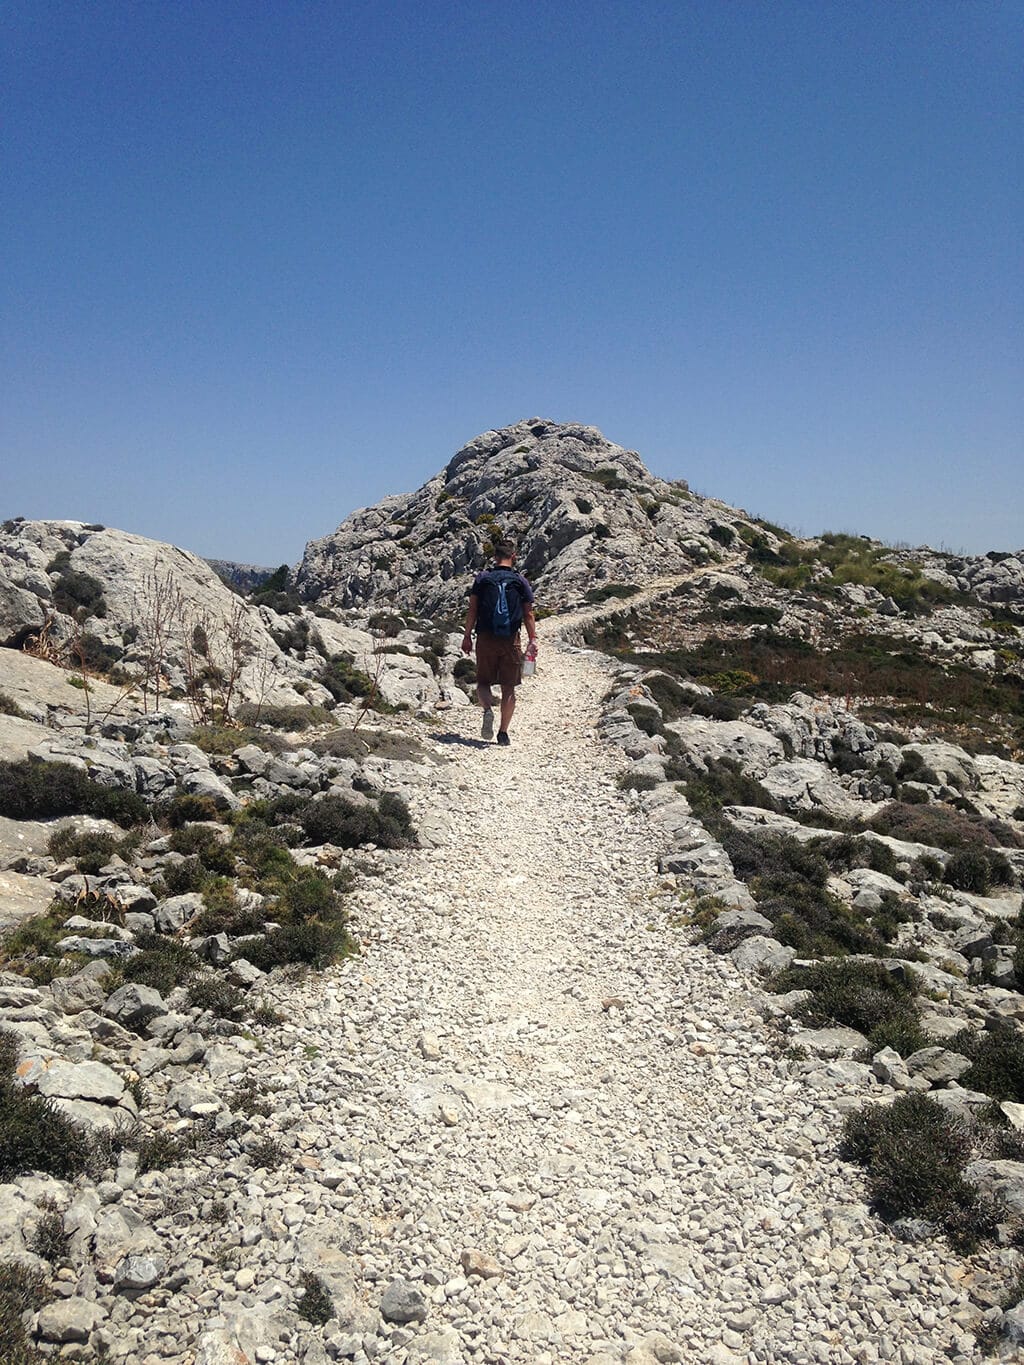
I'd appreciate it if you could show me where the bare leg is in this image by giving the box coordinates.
[499,684,516,733]
[476,683,496,709]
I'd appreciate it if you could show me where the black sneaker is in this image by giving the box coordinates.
[496,731,510,746]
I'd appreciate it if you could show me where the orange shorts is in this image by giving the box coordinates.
[475,632,522,688]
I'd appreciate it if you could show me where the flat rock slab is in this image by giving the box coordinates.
[34,1058,125,1104]
[0,648,129,720]
[0,866,54,929]
[453,1079,529,1110]
[0,711,53,762]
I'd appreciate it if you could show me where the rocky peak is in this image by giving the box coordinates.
[296,419,735,615]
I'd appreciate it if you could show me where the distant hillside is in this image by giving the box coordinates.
[205,558,279,593]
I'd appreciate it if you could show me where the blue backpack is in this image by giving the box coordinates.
[481,568,523,637]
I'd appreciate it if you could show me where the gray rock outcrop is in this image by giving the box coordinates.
[296,418,747,614]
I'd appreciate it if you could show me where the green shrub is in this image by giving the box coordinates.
[250,1136,285,1170]
[714,604,785,628]
[169,825,236,875]
[677,758,779,824]
[46,826,139,875]
[368,612,405,637]
[779,958,925,1052]
[0,759,147,826]
[841,1093,996,1249]
[159,855,208,896]
[453,657,477,685]
[235,703,333,731]
[954,1023,1024,1103]
[871,801,1022,853]
[641,674,696,720]
[245,918,352,971]
[310,729,425,762]
[186,976,246,1021]
[627,703,663,737]
[51,566,106,619]
[585,583,640,603]
[0,1259,49,1364]
[158,792,224,827]
[0,1032,98,1181]
[299,793,415,850]
[278,870,339,922]
[135,1130,188,1175]
[188,725,252,755]
[29,1203,70,1263]
[616,771,658,792]
[297,1271,335,1325]
[230,824,298,890]
[811,834,899,878]
[121,935,201,995]
[320,653,376,704]
[943,849,994,894]
[580,466,630,491]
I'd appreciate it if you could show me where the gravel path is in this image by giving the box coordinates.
[255,626,987,1365]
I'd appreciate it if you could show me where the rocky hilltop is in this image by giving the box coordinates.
[295,418,739,615]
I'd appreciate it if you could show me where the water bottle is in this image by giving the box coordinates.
[522,639,537,677]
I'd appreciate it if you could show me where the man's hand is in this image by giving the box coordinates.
[461,632,473,655]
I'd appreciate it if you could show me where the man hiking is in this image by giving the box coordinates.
[461,540,537,746]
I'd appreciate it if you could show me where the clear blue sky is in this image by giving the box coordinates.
[2,1,1020,564]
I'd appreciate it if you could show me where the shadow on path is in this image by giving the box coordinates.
[433,732,492,750]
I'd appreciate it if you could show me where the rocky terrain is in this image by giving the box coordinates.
[2,420,1024,1364]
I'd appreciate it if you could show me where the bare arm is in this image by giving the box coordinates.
[461,597,478,654]
[522,604,537,646]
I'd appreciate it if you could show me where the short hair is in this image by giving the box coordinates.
[494,539,517,559]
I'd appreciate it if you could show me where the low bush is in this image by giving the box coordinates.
[778,958,925,1053]
[186,975,246,1021]
[235,703,333,731]
[158,792,225,827]
[168,825,236,875]
[245,917,352,971]
[0,759,147,826]
[121,935,201,995]
[194,878,265,935]
[642,674,696,720]
[51,565,106,620]
[0,693,25,718]
[159,855,208,896]
[188,725,256,756]
[297,1271,335,1326]
[954,1023,1024,1103]
[29,1202,70,1263]
[673,757,779,822]
[46,826,139,875]
[250,1136,285,1170]
[627,703,663,737]
[453,657,477,687]
[368,613,405,638]
[0,1259,48,1364]
[585,583,640,603]
[841,1093,996,1249]
[870,801,1022,853]
[0,907,75,983]
[616,771,658,792]
[299,792,415,849]
[943,847,1014,894]
[810,834,899,878]
[310,728,425,762]
[0,1031,98,1182]
[320,653,377,705]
